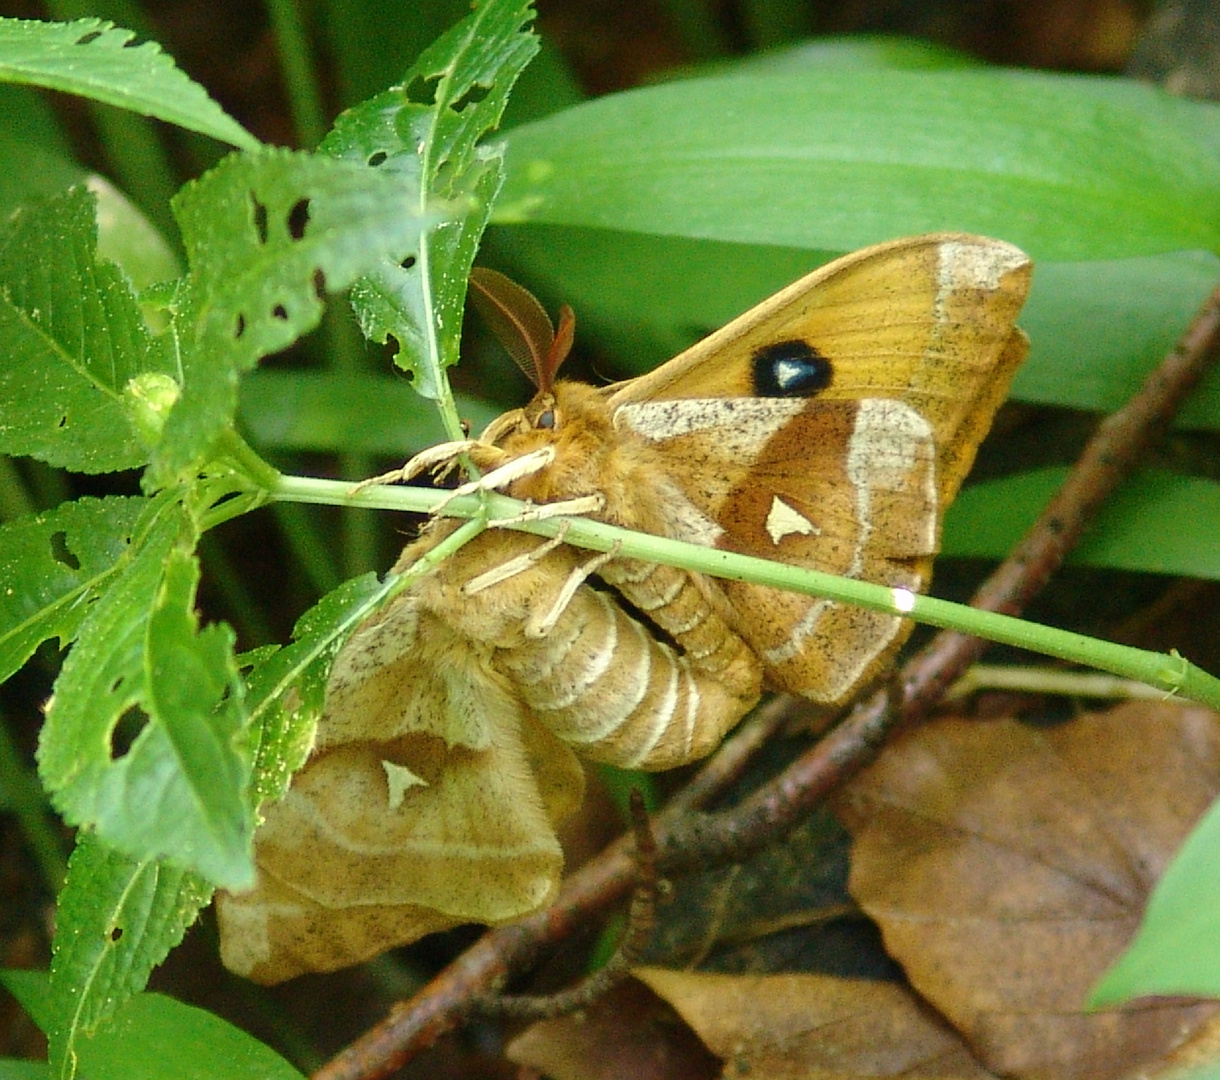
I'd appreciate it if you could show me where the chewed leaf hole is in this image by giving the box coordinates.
[110,706,148,759]
[451,82,490,112]
[234,312,247,339]
[400,254,417,271]
[405,74,439,106]
[49,530,81,571]
[368,150,388,167]
[75,31,103,46]
[287,198,310,241]
[251,194,269,244]
[108,925,123,942]
[272,304,288,321]
[313,268,327,299]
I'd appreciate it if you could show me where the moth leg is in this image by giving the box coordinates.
[526,542,622,640]
[463,527,571,596]
[488,492,605,527]
[347,439,501,495]
[431,445,558,516]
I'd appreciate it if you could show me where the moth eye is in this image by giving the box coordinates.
[752,340,832,398]
[536,408,557,430]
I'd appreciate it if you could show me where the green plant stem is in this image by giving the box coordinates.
[266,0,328,148]
[0,709,69,893]
[269,472,1220,709]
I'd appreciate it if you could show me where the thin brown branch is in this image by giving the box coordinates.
[472,790,659,1019]
[313,279,1220,1080]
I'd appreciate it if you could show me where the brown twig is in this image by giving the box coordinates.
[472,789,659,1019]
[313,280,1220,1080]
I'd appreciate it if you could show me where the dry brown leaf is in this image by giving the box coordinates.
[505,978,721,1080]
[833,701,1220,1080]
[634,967,996,1079]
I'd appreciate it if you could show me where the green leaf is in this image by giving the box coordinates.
[944,469,1220,579]
[0,1060,47,1079]
[497,69,1220,260]
[42,837,211,1079]
[243,572,390,804]
[0,17,258,151]
[0,495,147,685]
[152,147,437,483]
[1090,794,1220,1005]
[238,369,501,455]
[0,186,164,473]
[37,495,254,888]
[323,0,539,404]
[6,962,303,1080]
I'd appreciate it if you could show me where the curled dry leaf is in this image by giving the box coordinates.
[506,978,722,1080]
[632,968,994,1079]
[833,701,1220,1080]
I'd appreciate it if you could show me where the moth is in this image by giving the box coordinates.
[218,234,1032,983]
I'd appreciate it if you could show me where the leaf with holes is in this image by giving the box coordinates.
[324,0,539,399]
[36,496,254,888]
[0,16,258,151]
[242,571,389,805]
[152,147,438,483]
[0,186,171,473]
[0,495,149,685]
[45,834,212,1080]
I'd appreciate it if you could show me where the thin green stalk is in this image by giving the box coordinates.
[0,709,69,893]
[266,0,328,147]
[268,473,1220,709]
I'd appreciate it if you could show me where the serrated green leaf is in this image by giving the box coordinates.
[1090,794,1220,1006]
[323,0,539,403]
[40,836,212,1079]
[944,468,1220,579]
[0,495,148,684]
[0,17,258,151]
[497,69,1220,260]
[244,572,390,803]
[152,147,437,483]
[37,495,254,887]
[0,186,166,473]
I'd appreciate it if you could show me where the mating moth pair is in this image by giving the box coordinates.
[218,234,1032,983]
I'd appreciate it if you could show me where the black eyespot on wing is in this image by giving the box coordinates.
[752,340,832,397]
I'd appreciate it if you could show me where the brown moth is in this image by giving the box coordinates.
[218,234,1032,982]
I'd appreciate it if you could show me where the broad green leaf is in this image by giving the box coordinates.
[0,495,147,684]
[0,1061,47,1079]
[8,960,302,1080]
[238,369,500,455]
[43,838,211,1079]
[153,148,437,483]
[680,34,977,78]
[324,0,539,402]
[0,17,258,151]
[243,572,390,803]
[1091,794,1220,1005]
[0,125,83,217]
[0,186,164,473]
[497,69,1220,260]
[37,495,254,887]
[945,469,1220,579]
